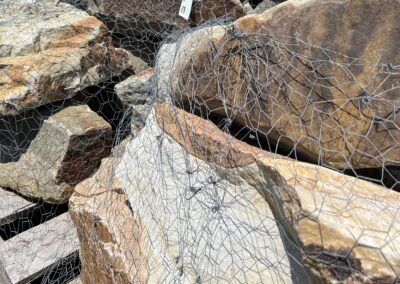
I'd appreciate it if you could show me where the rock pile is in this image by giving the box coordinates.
[1,0,400,283]
[0,0,147,199]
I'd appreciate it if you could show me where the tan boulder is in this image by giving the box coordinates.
[69,103,400,283]
[0,105,112,203]
[114,103,399,283]
[0,0,147,116]
[164,0,400,171]
[72,106,301,283]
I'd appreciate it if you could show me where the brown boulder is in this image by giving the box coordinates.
[165,0,400,171]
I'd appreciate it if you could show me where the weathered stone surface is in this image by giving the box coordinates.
[164,0,400,171]
[0,0,146,116]
[115,68,155,137]
[0,187,36,227]
[0,213,79,284]
[69,141,149,284]
[113,103,400,283]
[65,0,245,38]
[71,110,300,283]
[0,105,112,203]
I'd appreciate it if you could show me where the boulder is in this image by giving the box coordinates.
[113,103,399,283]
[0,105,112,203]
[0,0,147,116]
[115,68,155,137]
[163,0,400,171]
[64,0,245,38]
[71,107,302,283]
[69,103,400,283]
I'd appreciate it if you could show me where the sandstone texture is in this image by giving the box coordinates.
[15,92,400,282]
[114,104,400,283]
[0,213,79,284]
[246,0,286,14]
[164,0,400,171]
[1,0,399,283]
[70,141,153,284]
[65,0,245,38]
[0,105,112,203]
[0,0,146,116]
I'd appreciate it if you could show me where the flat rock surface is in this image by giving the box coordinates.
[0,188,36,227]
[117,106,299,283]
[0,213,79,284]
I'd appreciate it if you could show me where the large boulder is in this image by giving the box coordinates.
[0,0,146,116]
[79,103,396,283]
[0,105,112,203]
[162,0,400,172]
[71,105,302,283]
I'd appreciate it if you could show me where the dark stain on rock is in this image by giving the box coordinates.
[304,244,362,281]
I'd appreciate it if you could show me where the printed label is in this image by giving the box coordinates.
[179,0,193,20]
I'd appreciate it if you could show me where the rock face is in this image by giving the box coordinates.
[71,106,301,283]
[94,103,398,284]
[115,68,155,137]
[65,0,245,38]
[164,0,400,171]
[0,0,144,116]
[69,141,145,284]
[0,105,112,203]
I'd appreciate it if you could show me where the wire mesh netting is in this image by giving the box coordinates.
[0,0,399,283]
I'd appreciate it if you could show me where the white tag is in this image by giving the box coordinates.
[179,0,193,20]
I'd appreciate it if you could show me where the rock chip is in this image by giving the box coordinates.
[163,0,400,171]
[0,0,146,116]
[0,105,112,203]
